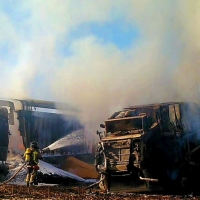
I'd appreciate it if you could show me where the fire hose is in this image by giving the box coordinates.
[0,162,26,185]
[85,175,105,190]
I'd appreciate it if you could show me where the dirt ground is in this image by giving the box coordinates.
[0,184,199,200]
[1,156,200,199]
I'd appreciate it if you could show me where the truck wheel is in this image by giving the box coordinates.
[99,174,109,192]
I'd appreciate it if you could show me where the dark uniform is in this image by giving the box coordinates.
[24,141,41,186]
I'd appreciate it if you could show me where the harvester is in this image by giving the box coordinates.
[94,102,200,193]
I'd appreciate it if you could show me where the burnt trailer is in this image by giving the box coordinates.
[0,100,14,163]
[0,108,10,163]
[16,99,83,150]
[0,99,83,163]
[95,102,200,193]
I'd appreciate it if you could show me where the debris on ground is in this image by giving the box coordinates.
[0,184,200,200]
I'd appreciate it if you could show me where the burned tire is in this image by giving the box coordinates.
[99,174,109,192]
[94,143,107,174]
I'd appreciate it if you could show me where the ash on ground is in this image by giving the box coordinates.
[3,157,90,186]
[1,158,200,199]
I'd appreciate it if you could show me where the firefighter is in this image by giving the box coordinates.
[24,141,41,186]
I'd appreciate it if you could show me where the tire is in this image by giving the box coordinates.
[99,174,109,192]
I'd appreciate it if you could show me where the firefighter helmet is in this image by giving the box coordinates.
[30,141,39,149]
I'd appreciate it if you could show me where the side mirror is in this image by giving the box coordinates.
[100,124,105,128]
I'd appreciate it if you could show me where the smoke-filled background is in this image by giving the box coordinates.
[0,0,200,133]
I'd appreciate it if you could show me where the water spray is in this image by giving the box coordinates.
[42,146,50,153]
[42,130,85,153]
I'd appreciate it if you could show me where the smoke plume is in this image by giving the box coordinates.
[0,1,200,139]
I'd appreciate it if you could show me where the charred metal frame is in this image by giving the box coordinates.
[0,98,83,162]
[95,102,200,193]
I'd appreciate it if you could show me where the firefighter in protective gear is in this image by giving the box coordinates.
[24,141,41,186]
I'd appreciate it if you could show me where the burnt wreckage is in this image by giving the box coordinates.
[0,100,13,163]
[0,99,83,163]
[95,102,200,193]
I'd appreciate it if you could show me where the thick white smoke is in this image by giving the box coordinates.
[0,1,200,139]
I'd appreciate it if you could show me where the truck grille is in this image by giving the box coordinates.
[104,139,131,165]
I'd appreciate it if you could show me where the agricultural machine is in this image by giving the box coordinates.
[95,102,200,193]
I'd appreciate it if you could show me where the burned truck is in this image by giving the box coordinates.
[95,102,200,193]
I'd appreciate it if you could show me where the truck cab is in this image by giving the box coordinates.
[95,102,200,193]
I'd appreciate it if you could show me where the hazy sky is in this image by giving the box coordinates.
[0,0,200,130]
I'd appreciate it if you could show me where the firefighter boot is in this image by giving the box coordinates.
[26,174,31,187]
[30,171,36,186]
